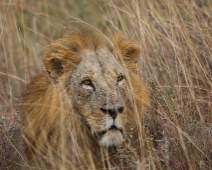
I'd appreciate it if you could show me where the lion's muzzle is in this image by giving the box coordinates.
[94,123,125,147]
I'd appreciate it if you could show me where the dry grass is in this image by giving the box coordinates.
[0,0,212,169]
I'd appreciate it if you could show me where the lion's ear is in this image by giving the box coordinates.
[113,33,141,72]
[43,56,64,79]
[43,44,81,79]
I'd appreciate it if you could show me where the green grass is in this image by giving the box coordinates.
[1,0,212,169]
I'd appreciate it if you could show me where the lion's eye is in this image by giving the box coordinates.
[117,75,124,82]
[82,79,92,85]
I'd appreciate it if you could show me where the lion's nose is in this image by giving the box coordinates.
[100,106,124,118]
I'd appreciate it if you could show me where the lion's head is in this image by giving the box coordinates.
[18,24,150,169]
[41,25,149,148]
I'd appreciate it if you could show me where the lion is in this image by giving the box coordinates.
[5,24,151,169]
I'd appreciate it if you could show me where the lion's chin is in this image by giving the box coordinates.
[96,126,125,147]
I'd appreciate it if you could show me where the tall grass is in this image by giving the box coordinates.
[0,0,212,169]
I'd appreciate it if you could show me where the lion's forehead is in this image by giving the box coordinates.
[76,49,124,78]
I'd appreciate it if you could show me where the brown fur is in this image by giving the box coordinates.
[6,25,151,169]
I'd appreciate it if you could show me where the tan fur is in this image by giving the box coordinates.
[8,25,151,169]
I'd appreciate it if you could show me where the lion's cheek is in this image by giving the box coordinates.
[114,114,127,128]
[86,114,108,132]
[72,91,101,110]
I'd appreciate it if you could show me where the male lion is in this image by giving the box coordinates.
[5,24,151,169]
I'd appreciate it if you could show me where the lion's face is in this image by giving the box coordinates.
[69,49,128,147]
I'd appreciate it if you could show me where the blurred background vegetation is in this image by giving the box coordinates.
[1,0,212,169]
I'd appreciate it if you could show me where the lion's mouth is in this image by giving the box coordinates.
[94,125,123,140]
